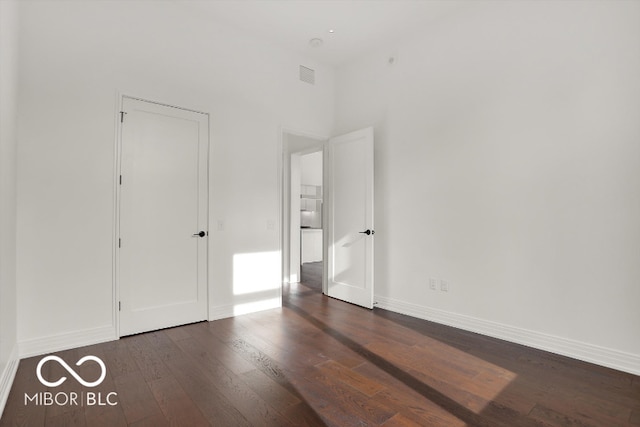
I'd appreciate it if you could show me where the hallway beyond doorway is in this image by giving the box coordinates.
[300,262,322,293]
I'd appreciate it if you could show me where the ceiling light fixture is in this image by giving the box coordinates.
[309,38,324,48]
[329,29,335,34]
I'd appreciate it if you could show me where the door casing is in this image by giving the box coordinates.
[280,129,328,291]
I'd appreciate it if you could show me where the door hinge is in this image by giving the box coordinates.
[119,175,122,185]
[119,301,121,311]
[118,238,121,248]
[120,111,127,123]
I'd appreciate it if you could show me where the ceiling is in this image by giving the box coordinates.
[186,0,471,66]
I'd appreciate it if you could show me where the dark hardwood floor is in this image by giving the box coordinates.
[300,261,322,292]
[2,263,639,426]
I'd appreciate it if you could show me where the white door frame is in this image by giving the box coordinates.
[279,128,328,292]
[113,94,210,337]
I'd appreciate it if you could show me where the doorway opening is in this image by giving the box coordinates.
[281,131,327,294]
[298,150,323,288]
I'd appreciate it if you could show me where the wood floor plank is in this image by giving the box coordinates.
[371,389,466,427]
[163,325,193,342]
[204,317,245,344]
[179,322,257,375]
[304,368,396,425]
[363,339,491,413]
[529,403,595,427]
[122,334,173,383]
[113,370,163,425]
[82,401,128,427]
[290,375,383,427]
[173,336,298,427]
[382,412,437,427]
[279,401,329,427]
[98,342,139,380]
[147,376,209,427]
[315,360,386,397]
[44,408,86,427]
[143,331,251,427]
[354,361,467,426]
[166,362,252,427]
[236,312,329,367]
[242,306,365,369]
[127,413,170,427]
[240,369,301,410]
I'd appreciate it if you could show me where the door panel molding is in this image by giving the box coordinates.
[326,127,374,308]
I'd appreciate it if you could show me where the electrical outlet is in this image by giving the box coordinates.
[429,277,438,290]
[440,280,449,292]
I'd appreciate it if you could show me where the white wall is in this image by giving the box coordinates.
[0,0,20,411]
[16,0,333,353]
[301,151,322,186]
[335,0,640,373]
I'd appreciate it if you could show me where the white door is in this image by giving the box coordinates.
[118,97,209,336]
[326,127,374,308]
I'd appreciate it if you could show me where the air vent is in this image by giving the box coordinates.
[299,65,315,85]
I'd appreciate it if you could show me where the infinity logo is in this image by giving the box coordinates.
[36,355,107,388]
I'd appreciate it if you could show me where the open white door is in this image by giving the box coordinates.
[326,127,374,309]
[118,97,208,336]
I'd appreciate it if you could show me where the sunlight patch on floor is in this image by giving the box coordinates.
[366,329,518,414]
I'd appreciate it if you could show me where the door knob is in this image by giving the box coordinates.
[192,231,206,237]
[358,229,374,235]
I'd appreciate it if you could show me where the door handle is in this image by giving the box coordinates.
[192,231,206,237]
[358,229,374,236]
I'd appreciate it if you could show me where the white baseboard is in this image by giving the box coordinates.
[375,295,640,376]
[209,298,282,321]
[18,325,116,359]
[209,304,235,321]
[0,344,19,417]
